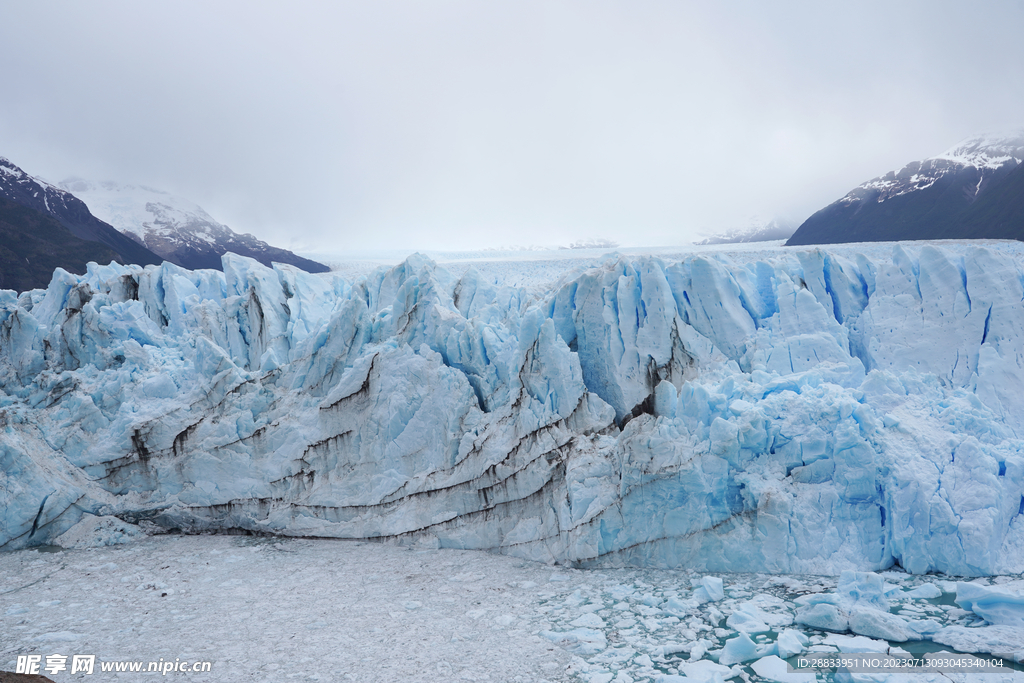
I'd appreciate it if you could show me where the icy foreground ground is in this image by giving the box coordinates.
[2,242,1024,578]
[1,536,1022,682]
[0,536,576,682]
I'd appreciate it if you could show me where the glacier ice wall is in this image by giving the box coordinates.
[2,246,1024,576]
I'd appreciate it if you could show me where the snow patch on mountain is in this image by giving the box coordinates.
[564,238,620,250]
[696,217,797,246]
[59,179,223,242]
[58,179,327,273]
[2,159,88,221]
[1,157,56,188]
[840,132,1024,206]
[935,132,1024,170]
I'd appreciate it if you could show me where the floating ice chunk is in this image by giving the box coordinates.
[751,655,816,683]
[718,632,761,665]
[53,515,146,549]
[904,619,942,638]
[955,581,1024,627]
[571,613,606,629]
[678,659,733,683]
[640,593,663,608]
[824,634,889,653]
[847,607,911,642]
[746,597,794,629]
[901,584,942,600]
[797,572,912,639]
[540,628,607,655]
[703,576,725,601]
[931,625,1024,663]
[836,571,894,610]
[795,603,848,632]
[726,602,770,633]
[776,630,810,659]
[664,596,690,616]
[793,593,841,607]
[657,643,690,658]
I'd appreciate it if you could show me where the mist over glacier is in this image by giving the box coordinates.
[2,242,1024,578]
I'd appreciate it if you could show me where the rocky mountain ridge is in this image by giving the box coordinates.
[0,157,163,269]
[788,132,1024,245]
[59,179,328,273]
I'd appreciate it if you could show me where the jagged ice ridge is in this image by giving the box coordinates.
[2,245,1024,577]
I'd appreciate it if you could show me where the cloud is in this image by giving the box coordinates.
[1,0,1022,252]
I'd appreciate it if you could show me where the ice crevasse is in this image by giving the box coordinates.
[1,245,1023,577]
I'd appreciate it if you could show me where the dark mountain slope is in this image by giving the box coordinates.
[0,157,162,267]
[788,133,1024,246]
[0,196,122,292]
[958,158,1024,239]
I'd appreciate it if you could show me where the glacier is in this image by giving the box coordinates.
[2,243,1024,577]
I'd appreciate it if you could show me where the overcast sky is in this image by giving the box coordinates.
[2,1,1023,254]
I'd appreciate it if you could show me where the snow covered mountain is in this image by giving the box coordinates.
[59,179,329,274]
[0,157,162,270]
[788,132,1024,245]
[563,238,619,250]
[696,217,797,245]
[2,244,1023,577]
